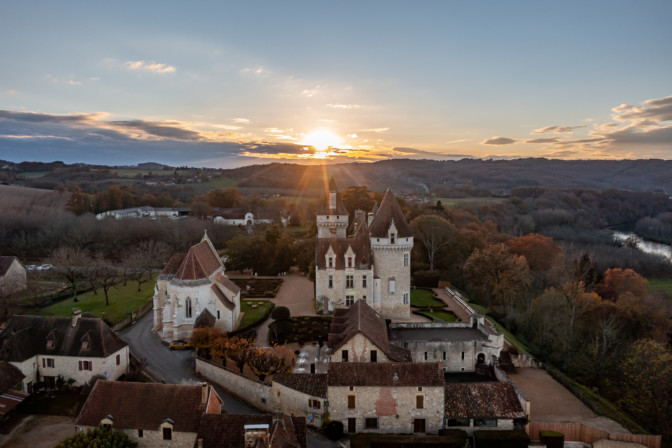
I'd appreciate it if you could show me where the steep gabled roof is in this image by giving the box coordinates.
[161,253,186,276]
[76,380,204,432]
[444,382,526,419]
[214,273,241,295]
[315,235,371,270]
[328,300,411,362]
[174,234,223,281]
[328,362,444,387]
[0,256,19,276]
[0,361,24,393]
[0,315,127,362]
[318,177,348,215]
[368,189,413,238]
[194,309,216,329]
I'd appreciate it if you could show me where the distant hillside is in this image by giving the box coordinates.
[0,185,70,214]
[224,159,672,194]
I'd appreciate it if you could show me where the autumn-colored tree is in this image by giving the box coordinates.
[247,345,293,381]
[207,187,242,208]
[190,327,226,350]
[410,214,456,271]
[342,186,376,221]
[463,243,531,312]
[619,339,672,438]
[597,268,648,302]
[190,201,211,219]
[65,190,92,215]
[506,233,562,273]
[224,338,255,373]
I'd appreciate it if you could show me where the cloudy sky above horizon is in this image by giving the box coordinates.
[1,1,671,168]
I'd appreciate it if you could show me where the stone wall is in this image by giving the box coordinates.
[195,357,272,412]
[371,233,412,320]
[316,266,374,312]
[329,333,390,363]
[328,384,444,434]
[78,425,197,448]
[270,382,325,426]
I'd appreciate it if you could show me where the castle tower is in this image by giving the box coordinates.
[316,177,349,239]
[368,189,413,319]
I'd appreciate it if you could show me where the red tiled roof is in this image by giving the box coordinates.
[174,240,222,281]
[76,381,204,432]
[273,374,327,398]
[214,273,242,295]
[197,414,306,448]
[328,300,411,362]
[161,253,186,275]
[328,362,445,387]
[368,189,413,238]
[444,382,526,419]
[0,389,28,416]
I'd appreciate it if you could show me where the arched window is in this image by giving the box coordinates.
[185,298,192,318]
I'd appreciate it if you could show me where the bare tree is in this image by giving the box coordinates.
[50,246,89,301]
[88,256,121,306]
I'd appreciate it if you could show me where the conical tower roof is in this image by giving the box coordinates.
[368,189,413,238]
[318,177,349,215]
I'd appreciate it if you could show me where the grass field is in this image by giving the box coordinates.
[38,275,157,324]
[416,310,459,322]
[647,278,672,294]
[434,197,505,207]
[239,300,274,329]
[410,289,445,308]
[20,171,50,179]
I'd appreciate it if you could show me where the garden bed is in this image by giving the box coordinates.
[411,288,445,308]
[414,309,459,322]
[269,316,331,345]
[232,278,283,298]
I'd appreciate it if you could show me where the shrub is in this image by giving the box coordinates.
[271,306,290,321]
[324,421,344,440]
[413,270,441,288]
[540,430,564,448]
[473,430,530,448]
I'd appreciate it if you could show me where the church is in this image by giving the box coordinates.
[153,232,241,342]
[315,178,413,320]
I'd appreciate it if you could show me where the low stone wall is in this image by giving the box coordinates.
[195,357,273,412]
[112,300,154,332]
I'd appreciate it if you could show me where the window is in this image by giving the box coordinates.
[474,419,497,427]
[389,277,396,294]
[217,310,221,319]
[447,418,470,427]
[78,360,93,371]
[185,298,192,318]
[138,429,144,438]
[370,350,377,363]
[414,419,426,433]
[328,257,334,268]
[424,352,428,361]
[443,352,446,360]
[390,233,395,244]
[404,253,409,267]
[342,350,348,362]
[46,339,55,349]
[348,395,356,409]
[418,386,422,391]
[346,295,354,306]
[461,351,465,360]
[362,276,367,288]
[163,427,172,440]
[328,275,334,289]
[42,358,55,368]
[365,417,378,429]
[416,395,424,409]
[116,354,120,366]
[403,292,409,304]
[81,341,89,350]
[347,257,353,268]
[309,399,321,409]
[346,275,354,288]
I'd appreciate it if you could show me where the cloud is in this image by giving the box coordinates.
[393,147,475,160]
[612,95,672,123]
[240,67,266,76]
[327,104,360,109]
[0,110,101,123]
[109,120,202,141]
[241,142,315,155]
[532,125,586,134]
[524,137,561,144]
[4,90,18,95]
[125,60,176,74]
[359,127,389,133]
[482,136,517,145]
[232,118,250,124]
[67,80,82,86]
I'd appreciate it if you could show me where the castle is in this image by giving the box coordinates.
[315,178,413,320]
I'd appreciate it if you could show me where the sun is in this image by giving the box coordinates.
[302,129,343,152]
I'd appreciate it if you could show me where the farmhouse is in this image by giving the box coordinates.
[315,178,413,320]
[0,311,129,391]
[153,232,241,342]
[212,208,273,226]
[0,255,27,296]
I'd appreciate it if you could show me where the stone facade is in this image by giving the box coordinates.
[330,333,391,363]
[153,232,241,342]
[315,179,413,320]
[0,256,26,296]
[270,381,326,427]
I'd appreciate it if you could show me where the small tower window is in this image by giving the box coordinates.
[328,257,334,268]
[390,233,395,244]
[404,253,409,267]
[185,298,192,318]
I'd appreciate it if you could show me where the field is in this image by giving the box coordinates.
[647,278,672,295]
[0,185,69,214]
[410,288,445,308]
[38,275,157,324]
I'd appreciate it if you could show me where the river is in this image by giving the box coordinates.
[612,231,672,262]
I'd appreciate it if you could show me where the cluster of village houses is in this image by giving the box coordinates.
[0,178,531,447]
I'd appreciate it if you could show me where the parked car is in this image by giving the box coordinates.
[27,265,38,271]
[169,340,193,350]
[37,264,53,271]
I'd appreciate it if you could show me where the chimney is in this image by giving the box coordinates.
[72,309,82,327]
[201,382,208,404]
[197,439,203,448]
[244,424,269,448]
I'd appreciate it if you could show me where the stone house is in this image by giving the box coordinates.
[0,256,27,296]
[315,178,413,320]
[0,312,129,392]
[444,382,527,433]
[272,374,328,427]
[153,232,241,342]
[327,362,446,434]
[76,380,306,448]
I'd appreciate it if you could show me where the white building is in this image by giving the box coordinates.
[0,312,129,392]
[213,209,273,226]
[153,232,241,342]
[315,178,413,320]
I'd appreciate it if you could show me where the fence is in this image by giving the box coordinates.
[111,299,154,331]
[528,422,661,448]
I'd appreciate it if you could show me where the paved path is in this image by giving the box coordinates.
[433,287,471,322]
[509,368,629,434]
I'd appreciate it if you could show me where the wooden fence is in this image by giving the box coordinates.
[528,422,661,448]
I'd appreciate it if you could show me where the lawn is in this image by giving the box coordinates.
[410,288,445,308]
[239,300,274,329]
[647,278,672,294]
[38,275,157,324]
[415,310,459,322]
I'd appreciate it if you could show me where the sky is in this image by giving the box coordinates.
[0,0,671,168]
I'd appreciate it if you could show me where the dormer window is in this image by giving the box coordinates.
[81,341,89,350]
[390,233,396,244]
[328,257,334,268]
[347,257,353,268]
[46,339,55,349]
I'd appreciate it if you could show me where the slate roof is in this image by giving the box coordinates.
[444,382,526,419]
[0,256,19,276]
[368,189,413,238]
[318,177,349,215]
[76,380,204,432]
[214,273,242,295]
[0,315,127,362]
[0,361,24,393]
[197,414,306,448]
[173,236,223,281]
[195,309,216,328]
[315,235,371,270]
[328,300,411,362]
[328,362,445,387]
[273,374,328,398]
